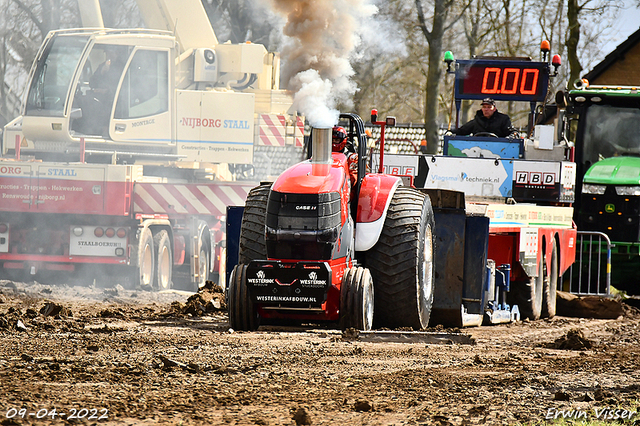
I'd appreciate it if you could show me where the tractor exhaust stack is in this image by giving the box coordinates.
[311,127,332,175]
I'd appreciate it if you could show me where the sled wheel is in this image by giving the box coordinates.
[510,257,544,320]
[239,183,271,264]
[366,187,435,329]
[153,230,172,291]
[228,264,259,331]
[542,239,558,318]
[137,228,155,289]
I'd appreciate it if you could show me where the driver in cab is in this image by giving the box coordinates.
[451,97,518,138]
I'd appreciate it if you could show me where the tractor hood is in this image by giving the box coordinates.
[584,156,640,185]
[271,156,347,195]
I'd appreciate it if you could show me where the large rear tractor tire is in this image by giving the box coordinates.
[239,183,271,264]
[542,240,558,318]
[366,187,436,330]
[339,267,374,331]
[153,230,173,291]
[136,228,155,290]
[510,257,544,320]
[228,264,260,331]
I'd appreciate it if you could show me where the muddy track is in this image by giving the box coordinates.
[0,279,639,425]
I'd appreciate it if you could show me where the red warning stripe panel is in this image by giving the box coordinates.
[133,182,254,217]
[259,114,286,146]
[295,116,305,147]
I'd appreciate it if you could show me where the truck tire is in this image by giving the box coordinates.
[228,264,260,331]
[542,240,558,318]
[511,259,544,320]
[238,183,271,264]
[339,267,374,331]
[366,187,435,330]
[136,228,155,290]
[153,230,172,291]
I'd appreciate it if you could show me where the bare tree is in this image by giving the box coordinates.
[415,0,469,153]
[566,0,622,88]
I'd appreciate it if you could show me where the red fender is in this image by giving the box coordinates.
[355,174,401,251]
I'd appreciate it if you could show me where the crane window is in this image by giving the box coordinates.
[115,50,169,120]
[25,35,88,116]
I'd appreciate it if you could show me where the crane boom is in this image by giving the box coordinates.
[77,0,218,51]
[77,0,104,28]
[135,0,218,50]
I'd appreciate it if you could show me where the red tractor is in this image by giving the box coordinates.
[228,112,435,330]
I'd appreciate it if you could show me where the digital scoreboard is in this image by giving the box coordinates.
[454,59,550,102]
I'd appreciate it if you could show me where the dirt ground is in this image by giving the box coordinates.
[1,279,639,426]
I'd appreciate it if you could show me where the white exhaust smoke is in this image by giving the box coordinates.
[268,0,377,128]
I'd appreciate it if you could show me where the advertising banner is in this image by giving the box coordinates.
[177,90,255,164]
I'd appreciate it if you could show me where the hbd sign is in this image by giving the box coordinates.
[515,171,556,186]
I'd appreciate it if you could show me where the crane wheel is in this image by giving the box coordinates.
[510,257,544,320]
[136,228,155,290]
[153,230,173,291]
[339,267,374,331]
[366,187,435,330]
[228,264,260,331]
[195,240,210,292]
[239,183,271,264]
[542,240,558,318]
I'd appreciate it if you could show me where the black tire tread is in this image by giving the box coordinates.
[239,184,271,264]
[339,266,373,330]
[228,264,259,331]
[367,187,435,329]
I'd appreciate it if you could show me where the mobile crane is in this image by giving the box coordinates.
[0,0,302,290]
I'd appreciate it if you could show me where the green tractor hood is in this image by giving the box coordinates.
[584,156,640,185]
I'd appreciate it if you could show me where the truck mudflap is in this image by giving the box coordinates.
[246,260,332,306]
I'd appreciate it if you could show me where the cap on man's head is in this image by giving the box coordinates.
[481,97,495,106]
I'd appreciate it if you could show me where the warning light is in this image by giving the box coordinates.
[540,40,550,52]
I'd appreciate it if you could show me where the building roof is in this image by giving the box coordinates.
[583,27,640,83]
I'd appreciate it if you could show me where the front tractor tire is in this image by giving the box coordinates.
[366,187,436,330]
[228,264,260,331]
[339,267,374,331]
